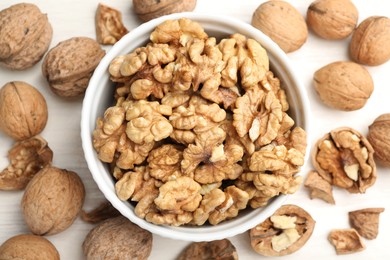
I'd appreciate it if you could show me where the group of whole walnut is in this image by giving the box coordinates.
[0,0,390,259]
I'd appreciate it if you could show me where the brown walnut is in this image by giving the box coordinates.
[0,3,52,70]
[42,37,105,97]
[178,239,238,260]
[251,0,308,53]
[367,113,390,167]
[307,0,358,40]
[0,234,59,260]
[349,208,385,240]
[21,166,85,235]
[350,16,390,66]
[313,61,374,111]
[0,81,48,140]
[83,216,153,260]
[133,0,197,22]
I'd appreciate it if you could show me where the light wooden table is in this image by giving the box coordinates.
[0,0,389,259]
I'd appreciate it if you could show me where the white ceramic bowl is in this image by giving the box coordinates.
[81,12,311,242]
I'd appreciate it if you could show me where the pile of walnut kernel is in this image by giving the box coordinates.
[92,18,307,226]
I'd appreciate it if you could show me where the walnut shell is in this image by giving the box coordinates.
[178,239,238,260]
[42,37,105,97]
[82,216,153,260]
[0,234,59,260]
[251,1,308,53]
[313,61,373,111]
[133,0,197,22]
[350,16,390,66]
[0,3,52,70]
[0,81,48,140]
[21,166,85,235]
[307,0,358,40]
[368,113,390,167]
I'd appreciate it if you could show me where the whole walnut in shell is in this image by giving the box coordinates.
[0,3,52,70]
[42,37,105,97]
[350,16,390,66]
[251,0,308,53]
[21,166,85,235]
[0,81,48,140]
[133,0,197,22]
[307,0,358,40]
[0,234,59,260]
[368,113,390,167]
[313,61,373,111]
[83,216,152,260]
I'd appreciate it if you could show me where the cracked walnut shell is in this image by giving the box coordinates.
[328,229,365,255]
[178,239,238,260]
[349,208,385,240]
[312,127,376,193]
[368,113,390,167]
[95,3,128,45]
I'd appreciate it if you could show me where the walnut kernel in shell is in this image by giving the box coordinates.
[0,81,48,140]
[313,61,373,111]
[367,113,390,167]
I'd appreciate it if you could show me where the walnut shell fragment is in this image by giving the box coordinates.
[178,239,238,260]
[21,166,85,235]
[81,201,121,224]
[349,208,385,240]
[250,204,315,256]
[0,234,59,260]
[313,61,374,111]
[251,1,308,53]
[0,136,53,190]
[328,229,365,255]
[0,81,48,140]
[42,37,105,97]
[133,0,197,22]
[95,3,128,45]
[0,3,53,70]
[304,170,335,204]
[368,113,390,167]
[312,127,376,193]
[307,0,358,40]
[350,16,390,66]
[82,216,152,260]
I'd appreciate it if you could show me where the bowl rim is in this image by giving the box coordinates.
[81,12,311,241]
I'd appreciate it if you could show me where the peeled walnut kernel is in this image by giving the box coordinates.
[314,61,374,111]
[312,127,376,193]
[307,0,358,40]
[368,113,390,167]
[0,81,48,140]
[250,204,315,256]
[349,208,385,240]
[95,3,128,45]
[328,229,365,255]
[251,1,308,53]
[350,16,390,66]
[178,239,238,260]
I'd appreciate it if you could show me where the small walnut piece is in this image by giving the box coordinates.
[350,16,390,66]
[42,37,105,97]
[81,201,121,224]
[21,166,85,235]
[0,3,53,70]
[368,113,390,167]
[95,3,128,45]
[349,208,385,240]
[328,229,365,255]
[304,170,335,204]
[251,1,308,53]
[0,81,48,140]
[314,61,374,111]
[133,0,197,22]
[0,234,59,260]
[312,127,376,193]
[307,0,358,40]
[0,136,53,190]
[83,216,152,260]
[178,239,238,260]
[250,204,315,256]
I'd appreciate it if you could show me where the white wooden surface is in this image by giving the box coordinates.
[0,0,389,259]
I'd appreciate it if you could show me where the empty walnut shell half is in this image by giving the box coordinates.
[178,239,238,260]
[250,204,315,256]
[0,3,53,70]
[328,229,365,255]
[367,113,390,167]
[42,37,105,97]
[312,127,376,193]
[349,207,385,240]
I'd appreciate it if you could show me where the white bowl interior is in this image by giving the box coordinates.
[81,12,311,241]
